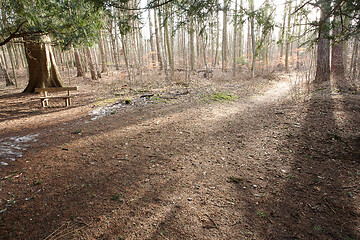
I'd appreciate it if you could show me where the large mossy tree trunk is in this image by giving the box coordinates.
[23,36,63,93]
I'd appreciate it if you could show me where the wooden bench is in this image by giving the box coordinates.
[35,87,78,107]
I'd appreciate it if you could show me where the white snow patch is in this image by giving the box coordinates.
[89,102,128,120]
[89,97,152,121]
[88,97,152,121]
[0,133,39,167]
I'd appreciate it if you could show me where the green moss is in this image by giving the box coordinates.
[203,91,238,103]
[151,96,167,103]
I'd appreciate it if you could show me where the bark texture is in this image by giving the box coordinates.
[153,8,163,70]
[74,50,84,77]
[86,48,97,80]
[331,15,345,80]
[331,42,345,77]
[98,32,108,73]
[332,41,352,90]
[314,1,331,85]
[222,0,228,71]
[0,61,14,86]
[23,37,63,93]
[315,38,330,83]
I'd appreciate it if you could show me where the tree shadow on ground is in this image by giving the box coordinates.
[0,94,210,239]
[1,77,358,240]
[0,92,99,123]
[240,90,359,239]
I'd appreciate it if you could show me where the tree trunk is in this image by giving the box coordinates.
[148,2,156,65]
[158,8,167,75]
[136,21,144,78]
[250,0,256,78]
[92,48,101,78]
[7,43,19,87]
[23,36,64,93]
[81,48,88,73]
[189,17,195,71]
[86,48,97,80]
[10,43,20,70]
[264,0,270,70]
[247,20,251,60]
[1,46,9,69]
[153,7,163,70]
[285,1,292,72]
[98,31,108,73]
[332,39,352,90]
[279,3,287,62]
[350,38,358,81]
[0,61,14,86]
[201,26,209,75]
[331,41,345,77]
[331,15,345,81]
[314,1,331,84]
[238,0,243,62]
[17,43,26,69]
[296,15,302,70]
[232,0,238,78]
[222,0,229,72]
[315,39,330,84]
[120,34,131,81]
[74,50,84,77]
[109,18,120,70]
[342,17,350,75]
[213,6,220,67]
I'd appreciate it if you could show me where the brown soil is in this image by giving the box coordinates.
[0,70,359,240]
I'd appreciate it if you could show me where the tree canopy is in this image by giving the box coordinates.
[0,0,104,48]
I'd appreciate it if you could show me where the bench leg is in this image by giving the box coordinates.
[65,98,70,107]
[41,99,48,107]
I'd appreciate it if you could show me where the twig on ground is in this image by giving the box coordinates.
[323,199,336,214]
[43,222,67,240]
[204,214,219,230]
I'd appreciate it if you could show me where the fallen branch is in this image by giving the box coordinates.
[140,94,154,98]
[204,214,219,230]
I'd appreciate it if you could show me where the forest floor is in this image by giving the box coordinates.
[0,69,359,240]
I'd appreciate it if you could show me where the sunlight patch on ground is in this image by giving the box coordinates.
[206,79,293,122]
[255,80,293,103]
[331,94,345,121]
[0,133,39,166]
[67,79,295,152]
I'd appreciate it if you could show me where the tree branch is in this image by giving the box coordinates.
[109,0,175,11]
[0,21,27,46]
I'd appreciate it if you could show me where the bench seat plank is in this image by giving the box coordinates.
[39,96,72,99]
[35,87,77,92]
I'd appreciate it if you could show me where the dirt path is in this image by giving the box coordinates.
[0,75,359,240]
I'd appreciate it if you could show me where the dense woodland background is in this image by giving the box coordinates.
[0,0,359,91]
